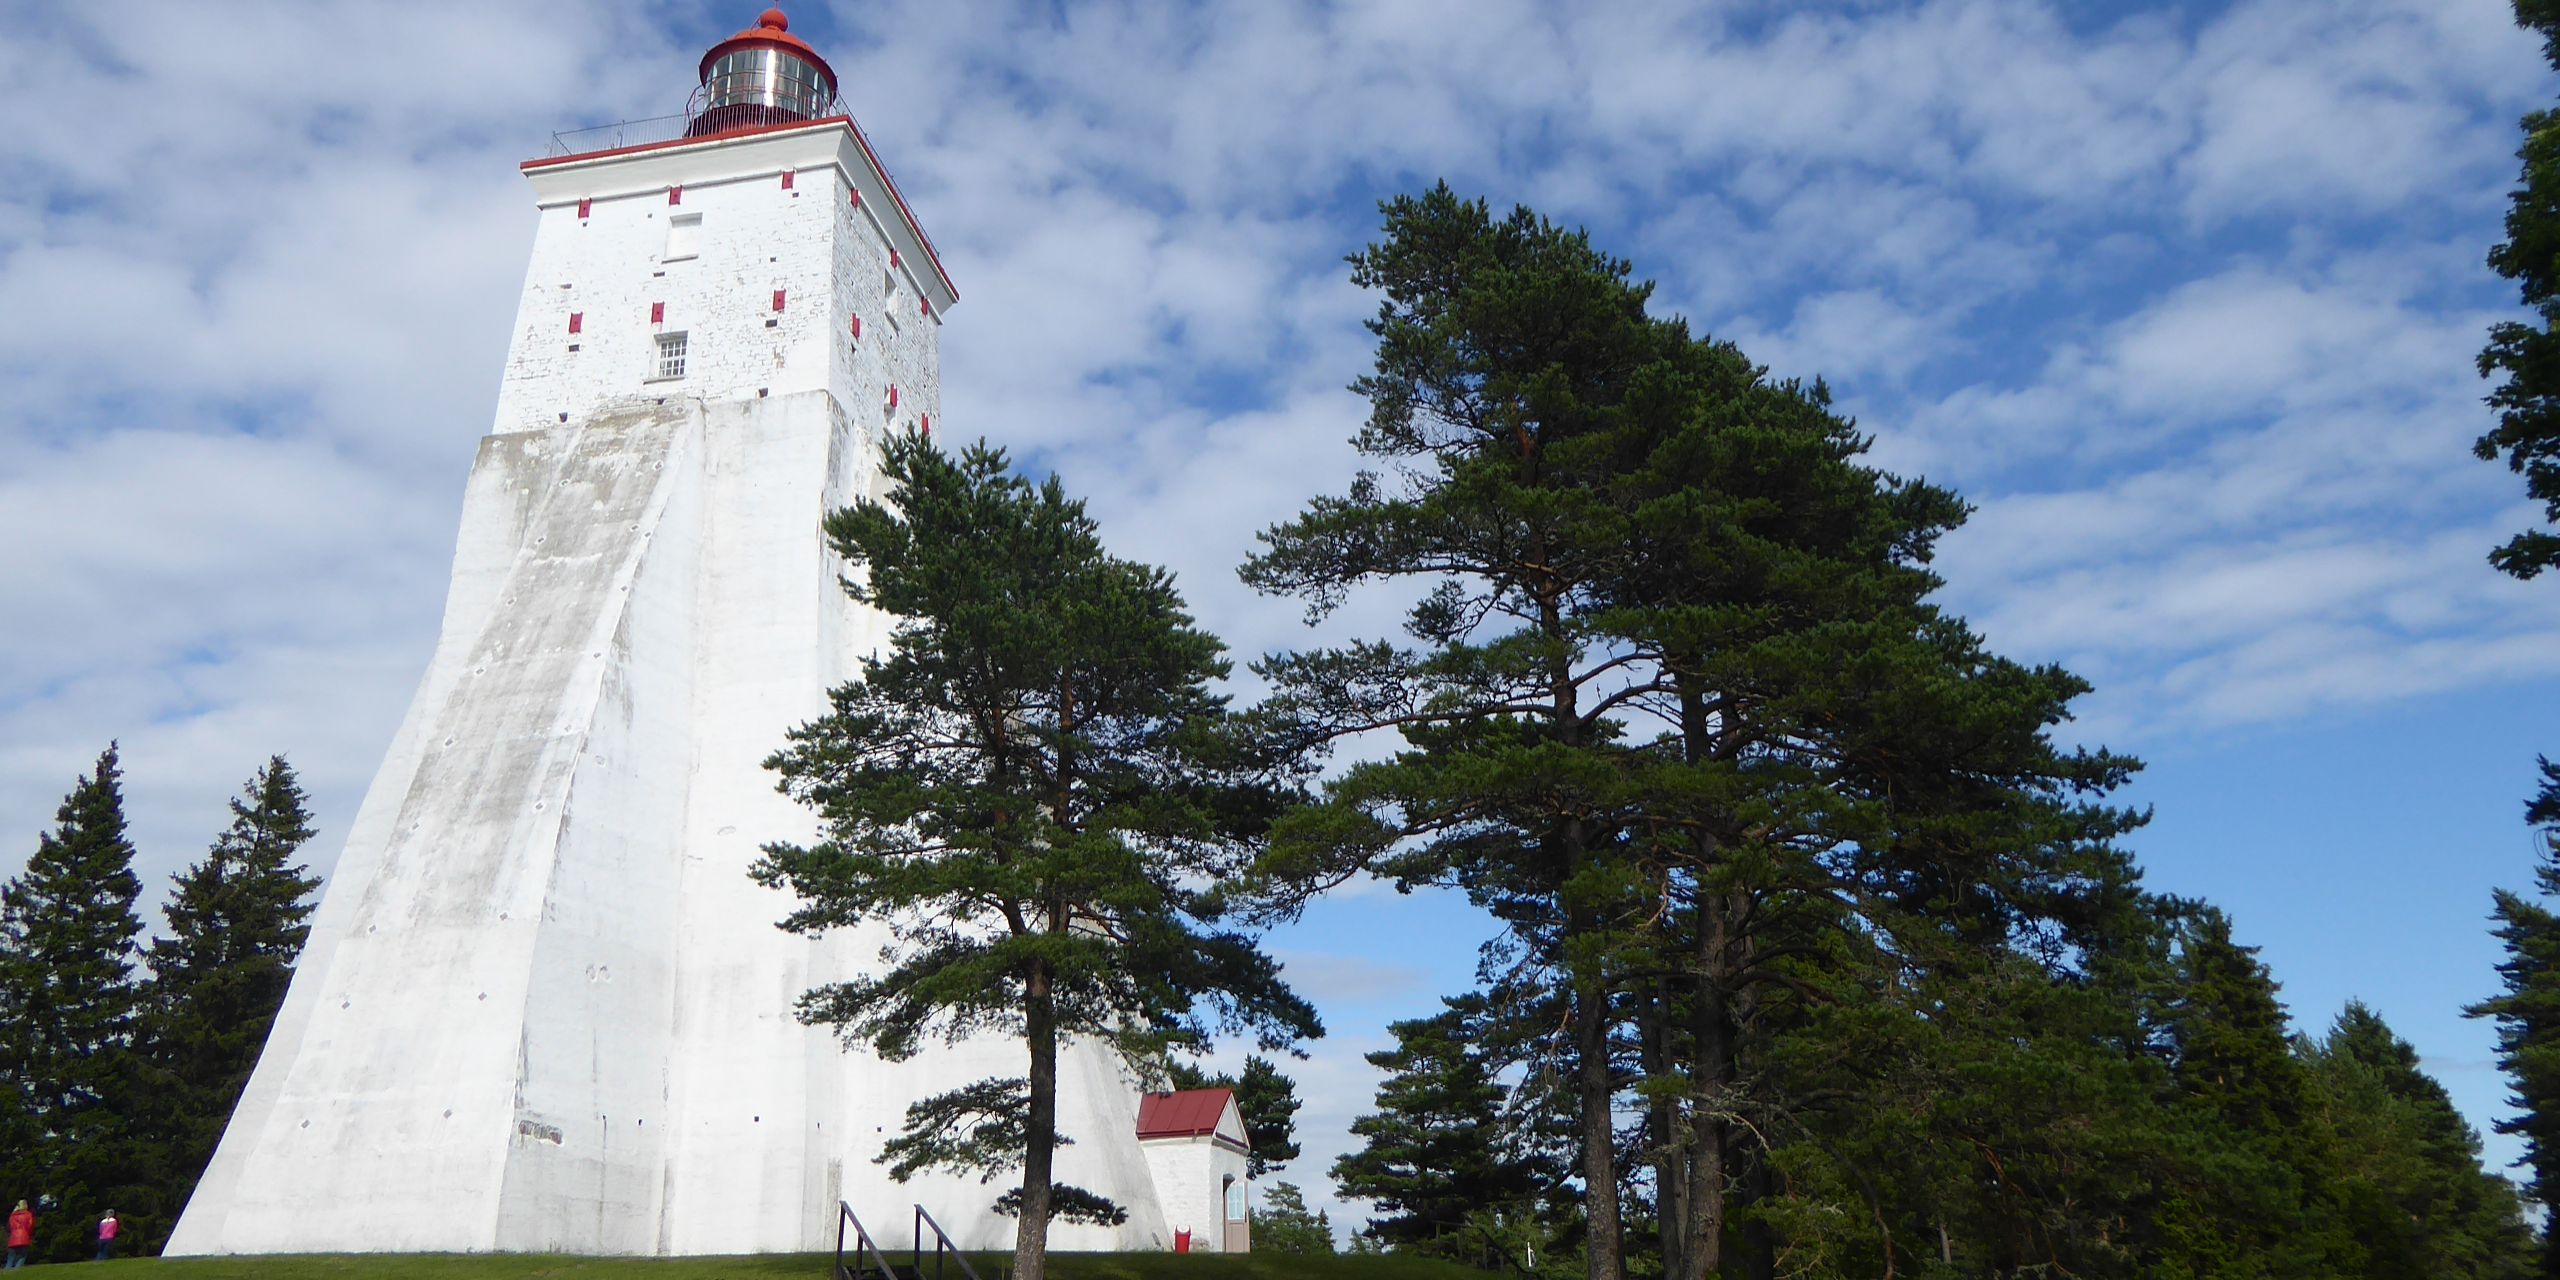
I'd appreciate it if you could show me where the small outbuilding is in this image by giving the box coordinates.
[1136,1088,1252,1253]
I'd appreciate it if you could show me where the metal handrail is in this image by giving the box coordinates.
[547,114,693,157]
[913,1203,986,1280]
[837,1201,900,1280]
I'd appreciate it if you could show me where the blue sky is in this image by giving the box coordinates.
[3,0,2558,1236]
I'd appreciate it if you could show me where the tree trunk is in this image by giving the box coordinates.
[1683,953,1730,1280]
[1574,953,1624,1280]
[1642,981,1689,1280]
[1737,1145,1775,1280]
[1014,959,1058,1280]
[1671,672,1727,1280]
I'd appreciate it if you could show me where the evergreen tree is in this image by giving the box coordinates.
[2478,0,2560,579]
[1252,1182,1336,1256]
[0,745,149,1261]
[1166,1055,1303,1178]
[137,755,319,1250]
[1332,996,1553,1253]
[2153,909,2359,1278]
[757,435,1320,1280]
[2470,767,2560,1278]
[2309,1001,2534,1279]
[1247,185,2139,1280]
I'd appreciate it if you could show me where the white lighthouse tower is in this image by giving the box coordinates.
[168,10,1176,1257]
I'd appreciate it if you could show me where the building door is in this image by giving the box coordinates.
[1223,1176,1249,1253]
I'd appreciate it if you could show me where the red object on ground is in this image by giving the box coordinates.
[1174,1229,1192,1254]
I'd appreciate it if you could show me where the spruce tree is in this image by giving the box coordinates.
[1251,1182,1336,1256]
[1166,1055,1303,1177]
[1332,996,1552,1254]
[2310,1001,2534,1279]
[139,755,319,1245]
[757,435,1320,1280]
[0,745,149,1261]
[2155,909,2359,1278]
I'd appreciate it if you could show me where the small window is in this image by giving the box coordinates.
[652,332,689,381]
[665,213,702,262]
[883,264,899,299]
[1224,1179,1246,1221]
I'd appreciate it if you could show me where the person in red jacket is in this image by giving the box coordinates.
[6,1199,32,1270]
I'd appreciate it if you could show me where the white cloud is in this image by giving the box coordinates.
[4,0,2558,1234]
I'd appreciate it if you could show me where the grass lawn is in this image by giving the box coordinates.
[74,1250,1495,1280]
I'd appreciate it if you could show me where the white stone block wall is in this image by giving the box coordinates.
[491,125,945,453]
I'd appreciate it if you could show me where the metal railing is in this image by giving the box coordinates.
[914,1203,986,1280]
[836,1201,899,1280]
[546,113,694,157]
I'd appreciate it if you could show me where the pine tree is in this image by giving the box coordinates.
[757,435,1320,1280]
[1247,185,2139,1280]
[2471,766,2560,1279]
[1166,1055,1303,1178]
[1244,186,1711,1280]
[0,745,149,1261]
[137,755,319,1248]
[2478,0,2560,579]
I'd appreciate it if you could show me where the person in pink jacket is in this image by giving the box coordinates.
[6,1200,33,1270]
[93,1209,117,1261]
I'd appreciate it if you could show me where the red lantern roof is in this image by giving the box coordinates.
[699,8,837,91]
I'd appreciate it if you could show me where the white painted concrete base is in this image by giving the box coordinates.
[166,392,1173,1256]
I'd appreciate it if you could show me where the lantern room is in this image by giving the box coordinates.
[687,8,838,137]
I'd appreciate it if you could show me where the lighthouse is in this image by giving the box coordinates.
[168,10,1175,1257]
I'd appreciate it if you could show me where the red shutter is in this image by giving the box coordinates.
[851,314,863,338]
[567,312,583,334]
[773,289,787,312]
[576,197,592,219]
[667,185,682,206]
[920,414,931,438]
[650,301,665,324]
[781,169,795,190]
[890,249,901,269]
[849,186,862,207]
[889,384,900,409]
[920,296,930,317]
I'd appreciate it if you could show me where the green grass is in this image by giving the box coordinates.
[80,1250,1494,1280]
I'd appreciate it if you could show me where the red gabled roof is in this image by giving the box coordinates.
[1136,1088,1238,1142]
